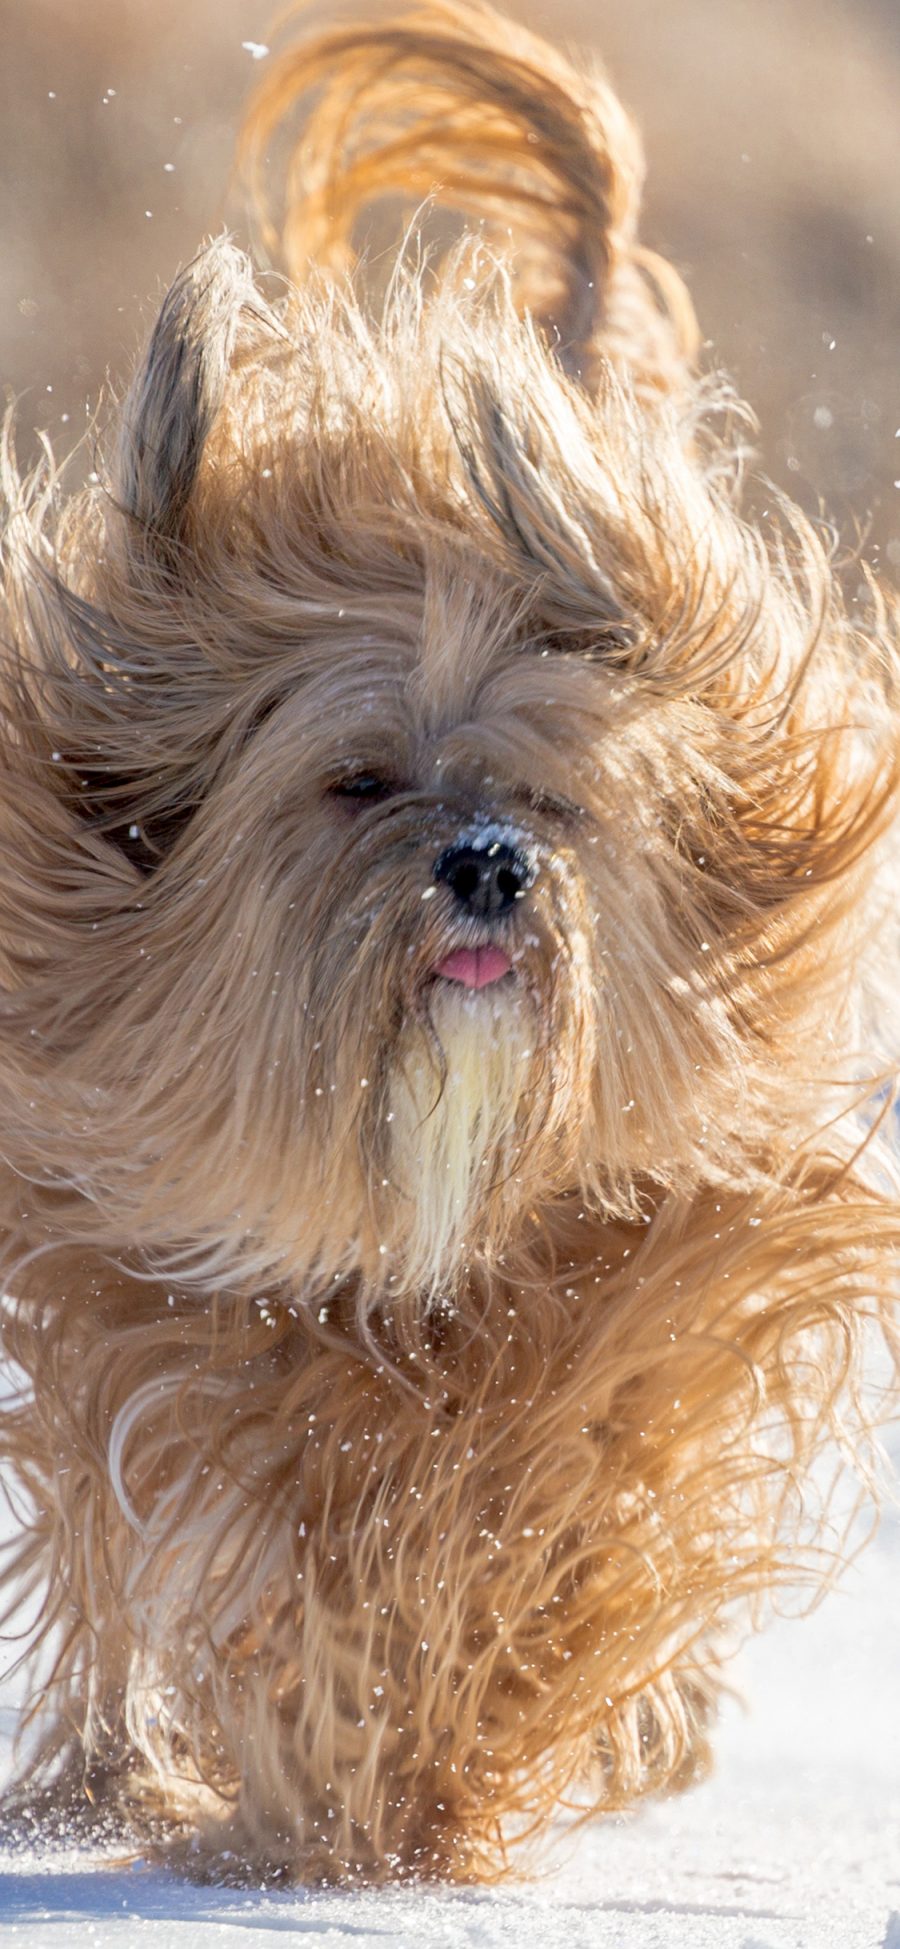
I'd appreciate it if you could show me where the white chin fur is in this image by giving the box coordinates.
[388,980,534,1298]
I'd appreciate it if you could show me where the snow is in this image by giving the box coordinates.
[1,1481,898,1946]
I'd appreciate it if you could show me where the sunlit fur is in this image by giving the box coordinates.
[1,0,898,1887]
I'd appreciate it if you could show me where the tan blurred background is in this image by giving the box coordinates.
[2,0,899,565]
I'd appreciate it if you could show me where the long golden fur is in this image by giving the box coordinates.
[1,0,898,1885]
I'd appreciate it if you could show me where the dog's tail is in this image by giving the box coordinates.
[238,0,697,389]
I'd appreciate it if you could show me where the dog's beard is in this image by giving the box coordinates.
[386,981,537,1299]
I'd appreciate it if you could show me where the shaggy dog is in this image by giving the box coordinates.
[1,0,897,1884]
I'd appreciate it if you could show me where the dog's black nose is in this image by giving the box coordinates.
[433,840,534,918]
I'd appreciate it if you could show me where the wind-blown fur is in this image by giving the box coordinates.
[1,0,898,1885]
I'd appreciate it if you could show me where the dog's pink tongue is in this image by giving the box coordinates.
[435,946,512,989]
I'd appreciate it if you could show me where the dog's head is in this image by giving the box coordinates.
[0,6,896,1321]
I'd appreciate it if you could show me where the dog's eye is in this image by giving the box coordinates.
[328,773,396,805]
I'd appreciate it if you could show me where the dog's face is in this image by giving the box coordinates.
[0,244,890,1312]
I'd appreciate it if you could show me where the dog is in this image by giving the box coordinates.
[0,0,897,1885]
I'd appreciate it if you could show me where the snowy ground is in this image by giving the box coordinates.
[1,1486,898,1948]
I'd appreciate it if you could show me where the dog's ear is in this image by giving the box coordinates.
[238,0,697,391]
[116,239,256,552]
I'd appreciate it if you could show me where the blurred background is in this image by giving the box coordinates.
[2,0,899,565]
